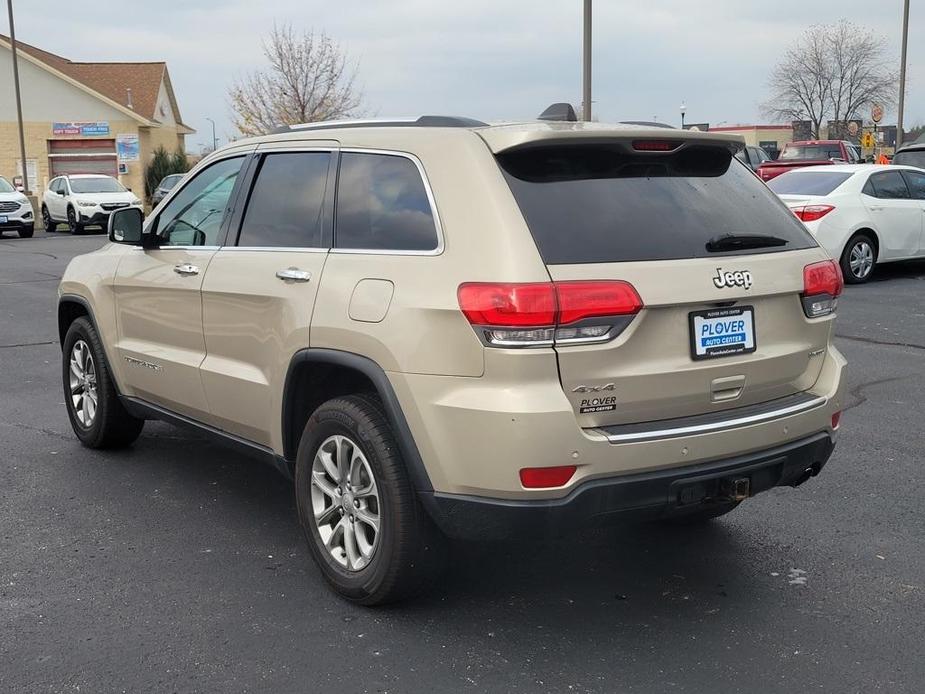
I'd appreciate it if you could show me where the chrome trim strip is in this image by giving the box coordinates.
[221,246,329,253]
[598,396,828,443]
[331,148,445,257]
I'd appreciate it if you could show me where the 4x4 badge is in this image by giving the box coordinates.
[572,383,616,393]
[713,268,753,290]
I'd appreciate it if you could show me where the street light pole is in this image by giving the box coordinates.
[582,0,592,122]
[896,0,910,148]
[680,102,687,129]
[205,117,218,151]
[6,0,30,194]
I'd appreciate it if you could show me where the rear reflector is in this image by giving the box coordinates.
[632,140,681,152]
[792,204,835,222]
[519,465,577,488]
[831,411,841,429]
[458,281,643,346]
[801,260,843,318]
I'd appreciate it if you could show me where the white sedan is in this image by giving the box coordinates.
[768,164,925,283]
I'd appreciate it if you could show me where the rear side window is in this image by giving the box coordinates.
[893,149,925,169]
[768,171,853,196]
[901,170,925,200]
[497,144,816,264]
[335,152,438,252]
[237,152,331,248]
[868,171,911,199]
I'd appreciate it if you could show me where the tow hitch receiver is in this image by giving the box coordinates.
[720,477,750,502]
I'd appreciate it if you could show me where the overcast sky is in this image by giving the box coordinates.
[8,0,923,149]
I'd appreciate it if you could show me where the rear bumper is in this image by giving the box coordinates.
[423,432,835,539]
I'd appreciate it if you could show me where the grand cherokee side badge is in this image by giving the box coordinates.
[713,268,753,290]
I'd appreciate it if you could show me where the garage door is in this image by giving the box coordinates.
[48,139,118,178]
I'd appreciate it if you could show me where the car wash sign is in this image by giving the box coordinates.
[53,121,111,136]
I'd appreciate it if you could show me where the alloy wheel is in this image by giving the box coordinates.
[849,240,874,280]
[310,434,381,572]
[68,340,98,427]
[42,207,53,231]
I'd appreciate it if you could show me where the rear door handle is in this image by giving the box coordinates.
[869,206,885,211]
[276,267,312,282]
[173,263,200,276]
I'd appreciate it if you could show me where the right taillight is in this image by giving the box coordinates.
[792,204,836,222]
[801,260,843,318]
[457,280,643,347]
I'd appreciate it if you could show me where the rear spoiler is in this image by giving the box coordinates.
[479,124,745,154]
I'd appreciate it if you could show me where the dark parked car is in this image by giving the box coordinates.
[893,140,925,169]
[736,145,772,172]
[151,173,185,207]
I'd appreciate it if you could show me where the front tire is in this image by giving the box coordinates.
[295,394,445,605]
[62,317,144,448]
[840,233,876,284]
[18,224,34,238]
[67,206,84,235]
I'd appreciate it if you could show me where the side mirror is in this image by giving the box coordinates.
[57,189,66,196]
[108,207,144,245]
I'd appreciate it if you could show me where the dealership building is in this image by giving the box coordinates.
[0,34,193,198]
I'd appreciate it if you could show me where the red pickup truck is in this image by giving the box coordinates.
[756,140,862,182]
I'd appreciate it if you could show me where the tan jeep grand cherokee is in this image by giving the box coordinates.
[58,115,846,604]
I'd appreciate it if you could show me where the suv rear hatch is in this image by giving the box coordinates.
[488,132,835,429]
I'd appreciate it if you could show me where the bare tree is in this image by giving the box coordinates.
[762,21,897,139]
[229,24,363,136]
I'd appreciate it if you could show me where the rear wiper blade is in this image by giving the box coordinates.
[706,234,789,252]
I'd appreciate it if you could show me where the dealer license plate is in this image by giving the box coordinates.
[689,306,756,360]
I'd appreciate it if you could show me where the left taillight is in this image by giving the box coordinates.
[457,280,643,347]
[801,260,843,318]
[792,204,835,222]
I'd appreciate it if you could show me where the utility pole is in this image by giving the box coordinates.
[896,0,910,149]
[205,117,218,151]
[6,0,30,194]
[582,0,592,121]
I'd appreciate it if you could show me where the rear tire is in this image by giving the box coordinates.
[840,233,876,284]
[662,501,741,525]
[62,317,144,449]
[42,205,56,232]
[295,394,445,605]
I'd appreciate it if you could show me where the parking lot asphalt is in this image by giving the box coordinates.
[1,232,923,694]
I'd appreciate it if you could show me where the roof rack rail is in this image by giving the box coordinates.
[273,115,487,134]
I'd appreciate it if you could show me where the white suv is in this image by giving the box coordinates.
[42,174,142,234]
[0,175,35,238]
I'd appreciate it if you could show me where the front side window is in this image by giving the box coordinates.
[156,157,244,247]
[869,171,911,200]
[237,152,331,248]
[335,152,439,252]
[69,177,125,194]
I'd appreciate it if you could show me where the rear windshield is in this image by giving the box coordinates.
[497,144,816,264]
[779,144,843,161]
[893,149,925,168]
[768,170,853,196]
